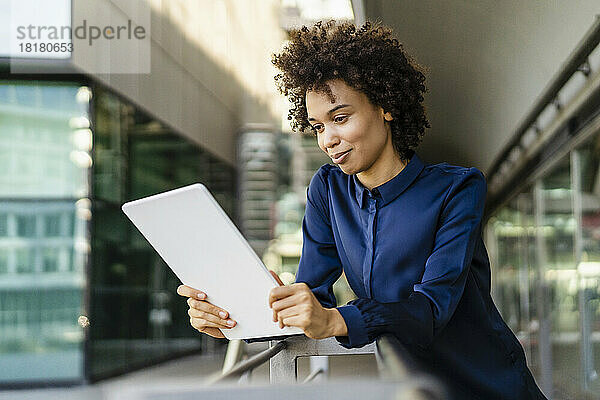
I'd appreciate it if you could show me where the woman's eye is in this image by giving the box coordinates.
[334,115,347,123]
[312,124,323,133]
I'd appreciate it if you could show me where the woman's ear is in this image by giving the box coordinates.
[378,106,393,122]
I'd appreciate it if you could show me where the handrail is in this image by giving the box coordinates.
[207,340,287,384]
[376,334,448,400]
[487,15,600,181]
[269,335,376,384]
[376,334,420,380]
[206,334,447,400]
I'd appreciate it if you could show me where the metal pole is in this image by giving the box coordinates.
[222,339,246,374]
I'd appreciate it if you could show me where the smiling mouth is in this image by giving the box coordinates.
[331,149,351,163]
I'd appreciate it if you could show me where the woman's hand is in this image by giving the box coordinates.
[176,284,236,339]
[268,282,347,339]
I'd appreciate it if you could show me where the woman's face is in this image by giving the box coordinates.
[306,79,394,176]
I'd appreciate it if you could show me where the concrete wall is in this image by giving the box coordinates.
[365,1,600,172]
[71,0,287,166]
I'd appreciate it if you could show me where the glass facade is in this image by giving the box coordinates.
[487,135,600,398]
[0,81,236,384]
[575,140,600,396]
[89,87,235,379]
[0,81,89,383]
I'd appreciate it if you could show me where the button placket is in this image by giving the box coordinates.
[362,194,377,298]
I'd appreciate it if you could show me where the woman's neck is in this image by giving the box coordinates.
[356,145,408,190]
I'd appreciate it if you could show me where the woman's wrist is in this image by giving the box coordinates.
[326,308,348,337]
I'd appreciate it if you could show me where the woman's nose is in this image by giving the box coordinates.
[322,126,340,149]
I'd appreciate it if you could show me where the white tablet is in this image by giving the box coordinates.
[121,183,304,340]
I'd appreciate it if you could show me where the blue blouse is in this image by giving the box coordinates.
[295,150,546,399]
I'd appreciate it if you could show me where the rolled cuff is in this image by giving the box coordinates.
[334,304,371,348]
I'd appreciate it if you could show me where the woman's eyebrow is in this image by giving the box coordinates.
[308,104,351,121]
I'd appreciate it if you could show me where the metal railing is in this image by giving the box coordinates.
[268,335,376,384]
[376,335,447,400]
[208,335,447,400]
[206,340,287,384]
[487,14,600,186]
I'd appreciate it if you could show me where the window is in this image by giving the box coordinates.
[44,214,61,237]
[16,215,36,237]
[15,248,34,273]
[0,214,7,236]
[42,247,59,273]
[0,249,8,273]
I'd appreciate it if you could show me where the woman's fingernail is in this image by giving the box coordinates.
[219,311,227,318]
[226,319,235,327]
[197,293,206,300]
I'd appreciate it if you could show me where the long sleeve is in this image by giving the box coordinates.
[335,168,487,349]
[295,165,344,309]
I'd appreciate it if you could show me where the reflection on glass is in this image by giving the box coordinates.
[538,156,581,397]
[0,81,89,383]
[575,139,600,394]
[488,152,600,398]
[489,189,539,373]
[90,87,235,379]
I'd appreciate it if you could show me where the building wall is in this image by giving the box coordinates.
[71,0,287,165]
[365,1,600,171]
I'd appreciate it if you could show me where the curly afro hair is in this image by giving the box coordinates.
[272,20,430,161]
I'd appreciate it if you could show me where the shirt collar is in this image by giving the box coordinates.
[353,150,425,208]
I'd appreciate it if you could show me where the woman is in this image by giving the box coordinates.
[177,20,547,399]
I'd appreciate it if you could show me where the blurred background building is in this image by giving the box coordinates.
[0,0,599,399]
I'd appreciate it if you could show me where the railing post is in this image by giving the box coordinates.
[222,339,246,374]
[269,341,298,384]
[269,336,376,384]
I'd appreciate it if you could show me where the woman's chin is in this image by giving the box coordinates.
[337,164,356,175]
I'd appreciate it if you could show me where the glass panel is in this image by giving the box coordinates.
[93,90,126,204]
[518,190,540,375]
[488,188,539,374]
[0,214,7,236]
[490,206,522,330]
[576,137,600,395]
[16,215,36,237]
[539,156,580,396]
[90,87,235,378]
[0,249,7,274]
[0,81,89,383]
